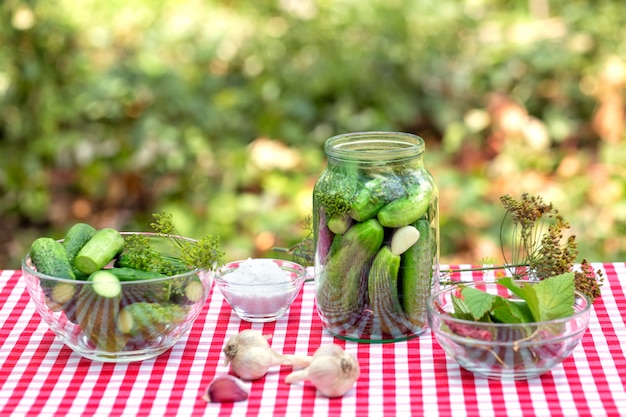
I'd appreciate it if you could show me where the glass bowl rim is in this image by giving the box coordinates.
[21,231,202,284]
[427,279,592,329]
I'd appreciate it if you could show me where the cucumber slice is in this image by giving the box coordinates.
[77,271,125,352]
[169,276,205,305]
[183,277,205,304]
[89,270,122,298]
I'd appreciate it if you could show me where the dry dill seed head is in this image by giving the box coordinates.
[532,232,578,280]
[500,193,579,281]
[574,259,604,303]
[531,212,578,280]
[500,193,554,225]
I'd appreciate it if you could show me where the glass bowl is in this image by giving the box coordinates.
[21,232,213,363]
[214,258,306,322]
[426,280,591,380]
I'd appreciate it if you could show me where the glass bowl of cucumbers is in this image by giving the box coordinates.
[21,225,217,363]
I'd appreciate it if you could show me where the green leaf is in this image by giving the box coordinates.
[451,290,470,314]
[497,277,541,321]
[460,286,497,320]
[534,272,575,321]
[490,297,533,324]
[450,300,473,321]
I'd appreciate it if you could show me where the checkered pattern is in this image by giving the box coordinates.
[1,263,625,416]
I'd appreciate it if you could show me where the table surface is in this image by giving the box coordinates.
[1,263,626,417]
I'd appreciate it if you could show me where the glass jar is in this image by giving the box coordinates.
[313,132,439,342]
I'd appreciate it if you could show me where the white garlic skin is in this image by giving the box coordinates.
[285,344,360,398]
[223,329,312,381]
[223,330,275,380]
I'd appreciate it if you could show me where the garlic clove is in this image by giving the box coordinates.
[232,345,279,380]
[202,375,249,403]
[284,344,360,398]
[390,225,420,256]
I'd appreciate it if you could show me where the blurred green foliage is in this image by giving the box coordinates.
[1,0,625,268]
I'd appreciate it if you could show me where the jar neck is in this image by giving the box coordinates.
[324,132,425,167]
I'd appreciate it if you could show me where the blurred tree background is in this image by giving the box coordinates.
[1,0,625,269]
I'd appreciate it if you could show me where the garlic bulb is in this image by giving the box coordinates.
[202,375,249,403]
[223,329,312,380]
[284,344,360,398]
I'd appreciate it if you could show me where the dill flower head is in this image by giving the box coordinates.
[574,259,604,303]
[500,193,578,280]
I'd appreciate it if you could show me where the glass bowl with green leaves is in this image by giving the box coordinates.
[21,215,223,363]
[426,273,591,380]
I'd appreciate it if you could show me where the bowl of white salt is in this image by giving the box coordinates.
[213,258,307,322]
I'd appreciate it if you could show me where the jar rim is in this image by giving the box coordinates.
[324,131,425,163]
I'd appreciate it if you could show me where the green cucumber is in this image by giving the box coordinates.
[113,253,134,269]
[108,267,172,304]
[62,223,97,278]
[400,219,434,328]
[350,177,387,221]
[316,218,384,328]
[350,175,411,222]
[368,245,414,337]
[30,237,76,280]
[117,302,187,340]
[114,252,188,274]
[29,237,77,309]
[74,228,125,274]
[377,183,434,228]
[107,267,166,281]
[326,213,352,235]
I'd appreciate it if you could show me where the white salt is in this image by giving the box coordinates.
[226,258,290,285]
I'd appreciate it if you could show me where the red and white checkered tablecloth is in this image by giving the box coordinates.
[1,263,626,417]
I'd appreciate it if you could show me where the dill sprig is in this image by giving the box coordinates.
[316,192,352,218]
[499,193,555,270]
[150,211,176,236]
[499,193,578,280]
[124,234,166,273]
[180,235,224,271]
[125,211,223,273]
